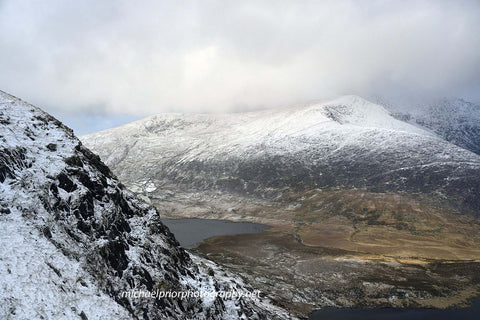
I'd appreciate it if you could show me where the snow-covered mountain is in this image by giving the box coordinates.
[374,97,480,156]
[82,95,480,215]
[0,90,292,319]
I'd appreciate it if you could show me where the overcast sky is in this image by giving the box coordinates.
[1,0,479,134]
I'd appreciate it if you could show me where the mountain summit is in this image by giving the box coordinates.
[82,95,480,215]
[79,95,480,314]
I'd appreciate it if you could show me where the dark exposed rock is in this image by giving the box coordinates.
[132,266,154,291]
[46,262,62,278]
[0,147,28,183]
[57,172,77,192]
[76,219,92,235]
[49,183,58,196]
[99,240,129,276]
[73,170,106,199]
[65,155,83,167]
[76,145,113,178]
[42,226,52,238]
[79,311,88,320]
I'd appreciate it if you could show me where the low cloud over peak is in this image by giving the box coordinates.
[1,0,479,118]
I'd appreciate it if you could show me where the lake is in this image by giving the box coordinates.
[162,217,480,320]
[309,299,480,320]
[161,218,271,248]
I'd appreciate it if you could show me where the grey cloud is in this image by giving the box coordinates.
[0,0,479,117]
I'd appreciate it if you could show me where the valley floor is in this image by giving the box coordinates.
[153,188,480,318]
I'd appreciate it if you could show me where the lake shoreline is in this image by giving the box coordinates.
[161,217,271,248]
[308,298,480,320]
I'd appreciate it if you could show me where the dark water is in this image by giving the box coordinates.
[309,299,480,320]
[161,218,270,248]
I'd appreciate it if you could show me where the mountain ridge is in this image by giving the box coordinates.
[0,90,291,319]
[82,95,480,216]
[373,96,480,156]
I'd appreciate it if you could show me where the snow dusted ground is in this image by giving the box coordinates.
[82,95,431,165]
[82,95,480,215]
[0,212,132,319]
[373,96,480,156]
[0,90,293,319]
[0,91,130,319]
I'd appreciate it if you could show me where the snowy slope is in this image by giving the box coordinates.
[82,96,480,215]
[81,95,431,172]
[0,90,292,319]
[374,97,480,156]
